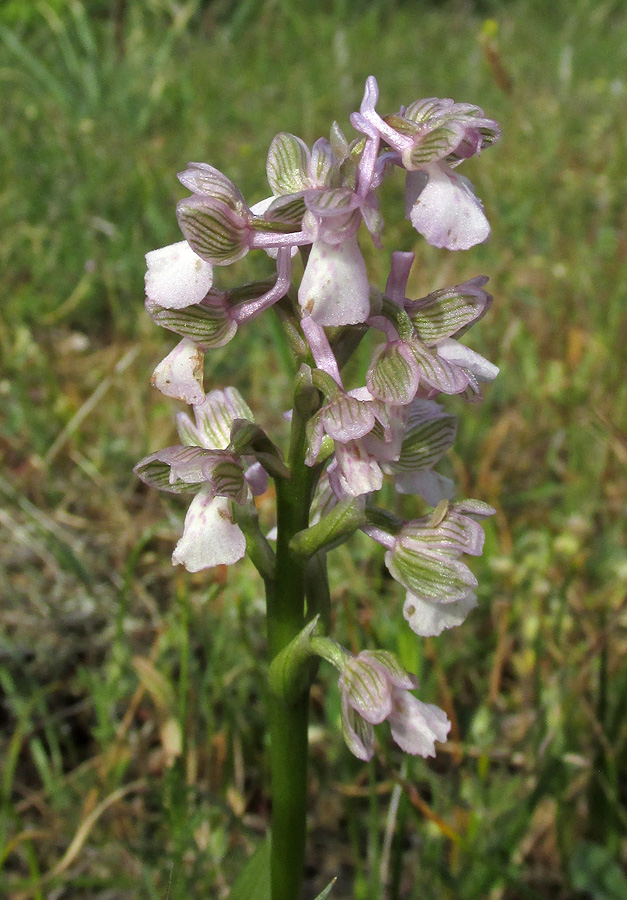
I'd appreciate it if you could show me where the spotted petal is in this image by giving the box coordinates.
[151,339,205,404]
[172,491,246,572]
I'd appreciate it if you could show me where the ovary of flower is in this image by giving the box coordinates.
[339,650,451,760]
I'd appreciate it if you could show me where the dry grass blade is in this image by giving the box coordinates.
[12,779,146,900]
[42,345,140,467]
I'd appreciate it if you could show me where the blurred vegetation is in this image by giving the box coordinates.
[0,0,626,898]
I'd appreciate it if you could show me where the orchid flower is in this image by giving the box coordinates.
[338,650,451,760]
[135,388,268,572]
[354,76,500,250]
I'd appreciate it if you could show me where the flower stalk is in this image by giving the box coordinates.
[266,395,319,900]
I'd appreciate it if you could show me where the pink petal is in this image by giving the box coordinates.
[334,442,383,497]
[388,691,451,757]
[340,691,375,761]
[406,163,490,251]
[436,338,499,381]
[340,657,393,725]
[394,469,455,505]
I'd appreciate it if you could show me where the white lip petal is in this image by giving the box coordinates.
[151,339,205,405]
[172,492,246,572]
[145,240,213,310]
[389,691,451,757]
[436,338,499,381]
[403,590,478,637]
[298,237,371,326]
[407,164,490,251]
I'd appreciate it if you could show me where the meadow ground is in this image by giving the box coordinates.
[1,1,626,897]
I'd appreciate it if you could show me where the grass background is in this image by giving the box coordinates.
[1,0,626,897]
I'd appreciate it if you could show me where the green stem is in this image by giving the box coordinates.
[266,397,318,900]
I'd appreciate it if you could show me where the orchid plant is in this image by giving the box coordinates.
[136,76,500,900]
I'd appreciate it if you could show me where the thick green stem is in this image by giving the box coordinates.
[266,399,318,900]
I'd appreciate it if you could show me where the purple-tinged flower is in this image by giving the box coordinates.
[357,80,500,172]
[377,500,494,637]
[338,650,450,760]
[325,387,408,497]
[367,254,498,403]
[134,387,266,572]
[264,131,380,326]
[305,387,376,466]
[265,131,382,243]
[176,162,311,270]
[134,444,248,501]
[327,442,384,498]
[147,290,237,350]
[304,375,405,497]
[354,76,499,250]
[146,247,292,360]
